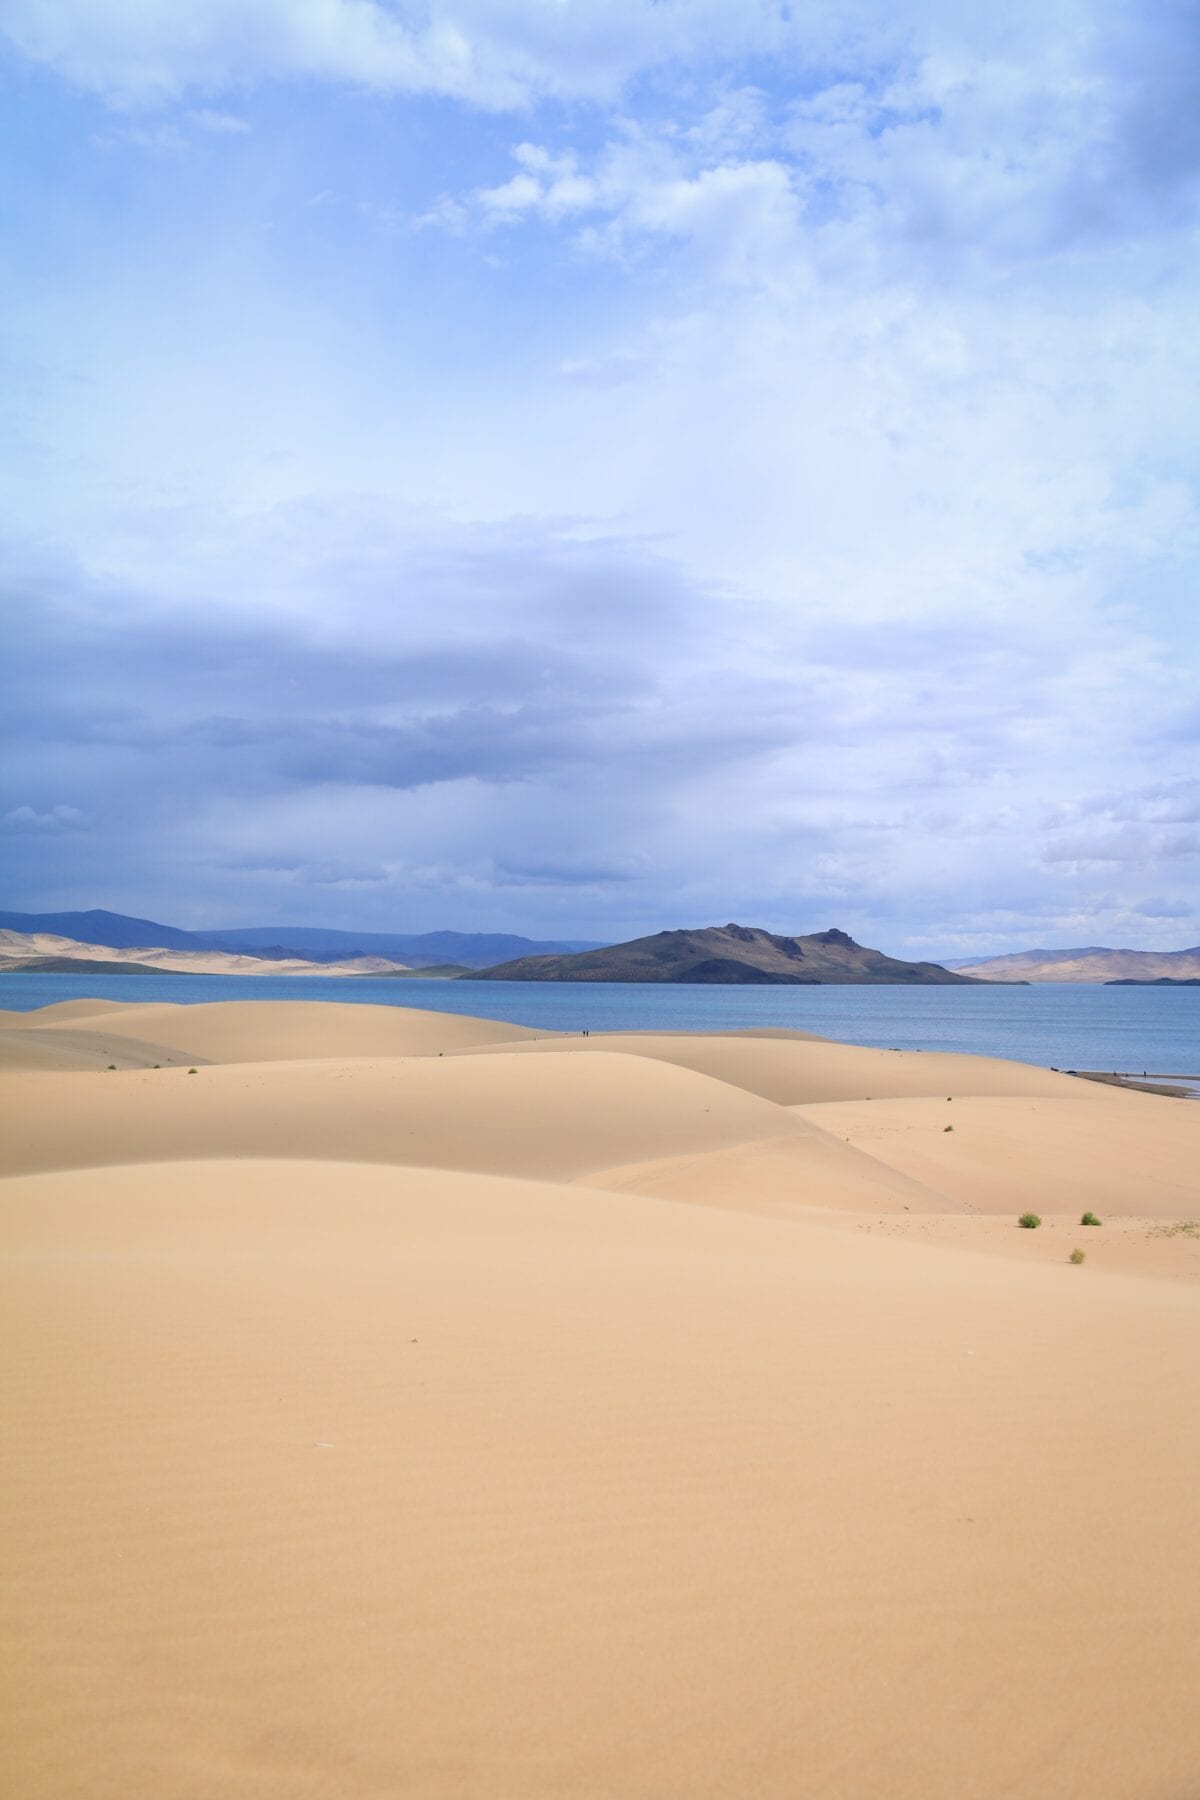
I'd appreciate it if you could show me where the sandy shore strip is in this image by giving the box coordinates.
[2,999,1199,1799]
[1075,1068,1200,1099]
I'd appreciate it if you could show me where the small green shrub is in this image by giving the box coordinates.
[944,1124,954,1132]
[187,1068,198,1075]
[1080,1211,1101,1226]
[107,1064,116,1070]
[1018,1212,1042,1229]
[1069,1248,1086,1264]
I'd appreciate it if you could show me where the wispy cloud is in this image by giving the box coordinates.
[2,803,84,832]
[0,0,788,107]
[190,107,250,134]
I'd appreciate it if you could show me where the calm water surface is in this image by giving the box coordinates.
[1,973,1196,1076]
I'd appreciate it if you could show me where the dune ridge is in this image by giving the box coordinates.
[2,997,1199,1799]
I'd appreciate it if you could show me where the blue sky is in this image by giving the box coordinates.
[1,0,1198,954]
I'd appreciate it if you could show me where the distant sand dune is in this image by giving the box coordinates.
[0,1051,815,1184]
[0,997,135,1021]
[473,1028,1096,1104]
[2,1000,1199,1799]
[0,925,415,977]
[0,998,540,1070]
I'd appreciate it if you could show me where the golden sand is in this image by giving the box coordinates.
[2,1000,1198,1798]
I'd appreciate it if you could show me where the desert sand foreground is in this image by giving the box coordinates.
[2,1000,1200,1799]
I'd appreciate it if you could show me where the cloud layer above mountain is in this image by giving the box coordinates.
[2,1,1197,950]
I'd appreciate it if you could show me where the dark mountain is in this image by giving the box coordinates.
[466,924,983,985]
[0,909,605,970]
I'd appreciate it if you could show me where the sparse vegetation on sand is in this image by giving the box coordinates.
[1069,1248,1086,1264]
[1080,1211,1102,1226]
[1018,1212,1042,1229]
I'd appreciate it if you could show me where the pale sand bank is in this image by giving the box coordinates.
[0,925,415,977]
[2,1001,1199,1798]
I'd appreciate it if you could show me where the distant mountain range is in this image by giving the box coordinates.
[0,910,603,970]
[11,910,1189,988]
[0,928,467,980]
[469,924,983,985]
[948,946,1200,983]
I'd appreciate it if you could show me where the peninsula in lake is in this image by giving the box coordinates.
[468,924,984,985]
[1105,977,1200,987]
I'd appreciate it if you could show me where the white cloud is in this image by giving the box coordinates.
[0,0,791,108]
[5,1,1190,141]
[461,127,803,288]
[92,119,188,153]
[0,0,489,106]
[189,107,249,133]
[424,18,1200,288]
[2,803,84,831]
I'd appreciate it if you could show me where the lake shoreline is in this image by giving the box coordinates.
[3,971,1194,1075]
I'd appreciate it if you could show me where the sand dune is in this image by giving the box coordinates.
[0,1051,818,1185]
[0,998,540,1069]
[2,998,1199,1798]
[0,1022,199,1074]
[3,1155,1199,1800]
[798,1091,1200,1216]
[819,1207,1200,1285]
[583,1128,942,1216]
[0,997,134,1021]
[473,1028,1095,1104]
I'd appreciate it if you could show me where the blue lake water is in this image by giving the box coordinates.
[1,972,1197,1075]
